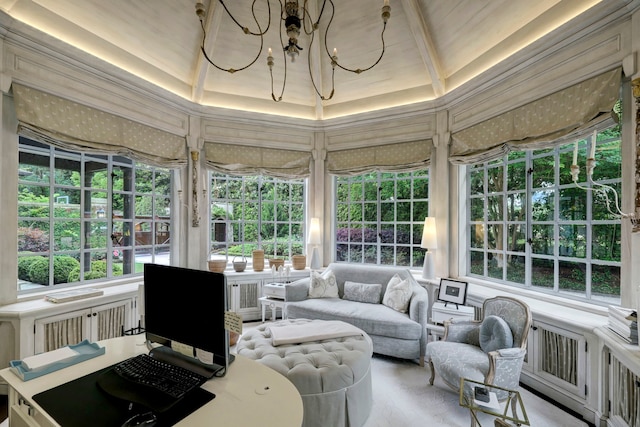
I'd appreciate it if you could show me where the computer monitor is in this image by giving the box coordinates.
[143,263,231,377]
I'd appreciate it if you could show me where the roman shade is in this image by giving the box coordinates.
[449,68,622,164]
[326,140,432,176]
[12,84,188,168]
[204,141,311,178]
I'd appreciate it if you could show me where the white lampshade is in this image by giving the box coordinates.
[421,217,437,250]
[308,217,321,245]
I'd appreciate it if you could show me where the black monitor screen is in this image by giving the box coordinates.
[143,263,228,371]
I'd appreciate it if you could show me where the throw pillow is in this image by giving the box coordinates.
[343,281,382,304]
[479,315,514,353]
[308,269,339,298]
[382,274,412,313]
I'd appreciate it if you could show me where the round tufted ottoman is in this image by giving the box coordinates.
[236,318,373,427]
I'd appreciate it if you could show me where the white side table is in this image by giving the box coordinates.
[259,297,286,322]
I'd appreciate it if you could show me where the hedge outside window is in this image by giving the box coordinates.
[17,137,173,292]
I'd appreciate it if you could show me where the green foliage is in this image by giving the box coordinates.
[18,256,44,281]
[67,260,123,282]
[27,257,50,285]
[28,255,80,285]
[53,256,80,284]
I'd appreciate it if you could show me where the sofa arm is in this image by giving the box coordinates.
[408,291,429,328]
[285,278,310,302]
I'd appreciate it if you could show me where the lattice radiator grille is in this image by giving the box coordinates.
[43,306,126,352]
[540,328,578,385]
[97,305,126,341]
[44,315,84,352]
[611,355,640,427]
[239,282,259,310]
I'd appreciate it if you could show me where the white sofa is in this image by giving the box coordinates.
[284,263,429,365]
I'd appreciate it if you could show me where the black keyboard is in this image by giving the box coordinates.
[113,354,207,400]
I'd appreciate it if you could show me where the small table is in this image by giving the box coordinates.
[259,296,286,322]
[459,378,529,427]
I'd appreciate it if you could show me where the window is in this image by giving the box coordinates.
[209,173,306,265]
[335,170,430,266]
[467,127,622,304]
[17,138,173,292]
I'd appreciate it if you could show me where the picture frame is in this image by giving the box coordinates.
[438,278,468,306]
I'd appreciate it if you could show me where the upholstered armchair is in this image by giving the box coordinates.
[426,296,532,399]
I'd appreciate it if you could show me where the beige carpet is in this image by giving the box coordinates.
[234,322,589,427]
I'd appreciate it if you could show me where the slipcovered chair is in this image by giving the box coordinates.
[426,296,532,402]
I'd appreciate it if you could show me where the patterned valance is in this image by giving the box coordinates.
[204,141,311,178]
[450,68,622,164]
[13,84,188,168]
[327,140,432,176]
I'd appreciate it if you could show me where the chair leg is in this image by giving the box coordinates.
[428,359,435,385]
[419,355,424,367]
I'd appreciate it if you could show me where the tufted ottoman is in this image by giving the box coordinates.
[236,318,373,427]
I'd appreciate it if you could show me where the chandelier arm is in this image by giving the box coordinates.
[301,0,328,35]
[270,0,288,102]
[306,27,334,101]
[199,15,265,73]
[217,0,272,36]
[332,23,388,74]
[589,179,628,217]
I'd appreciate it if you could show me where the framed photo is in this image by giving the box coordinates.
[438,278,468,305]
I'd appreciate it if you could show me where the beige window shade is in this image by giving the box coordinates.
[204,141,311,178]
[327,140,432,176]
[450,68,621,164]
[13,84,187,168]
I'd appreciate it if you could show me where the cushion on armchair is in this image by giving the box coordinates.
[479,315,513,353]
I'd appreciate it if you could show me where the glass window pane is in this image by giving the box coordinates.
[487,195,503,221]
[470,224,484,249]
[470,197,484,221]
[506,255,525,284]
[18,220,50,253]
[507,224,525,252]
[531,224,554,255]
[558,224,586,259]
[532,190,554,221]
[591,264,620,301]
[531,258,554,289]
[592,224,620,261]
[54,221,81,251]
[532,156,555,188]
[558,260,585,297]
[507,162,526,191]
[559,188,586,221]
[54,188,81,218]
[19,184,50,218]
[469,251,484,275]
[507,192,525,221]
[20,151,51,184]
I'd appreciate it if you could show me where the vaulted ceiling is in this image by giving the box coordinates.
[0,0,605,120]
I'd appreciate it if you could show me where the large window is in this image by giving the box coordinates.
[209,173,306,265]
[17,138,173,292]
[335,170,430,266]
[467,127,622,304]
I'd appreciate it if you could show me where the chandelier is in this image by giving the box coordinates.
[195,0,391,102]
[569,131,637,224]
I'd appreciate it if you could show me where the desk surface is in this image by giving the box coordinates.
[0,335,303,427]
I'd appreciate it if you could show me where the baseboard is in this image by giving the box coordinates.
[519,382,596,427]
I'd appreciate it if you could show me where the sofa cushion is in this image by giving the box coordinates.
[479,315,513,353]
[308,269,339,299]
[382,274,412,313]
[286,298,422,341]
[343,281,382,304]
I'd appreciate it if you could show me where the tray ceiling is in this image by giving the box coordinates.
[0,0,604,119]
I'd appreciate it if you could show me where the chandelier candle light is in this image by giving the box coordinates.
[570,130,637,224]
[195,0,391,102]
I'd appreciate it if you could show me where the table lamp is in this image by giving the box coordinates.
[308,217,322,270]
[421,217,437,279]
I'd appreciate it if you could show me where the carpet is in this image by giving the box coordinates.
[364,354,588,427]
[234,322,589,427]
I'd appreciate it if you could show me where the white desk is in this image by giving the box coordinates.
[0,335,303,427]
